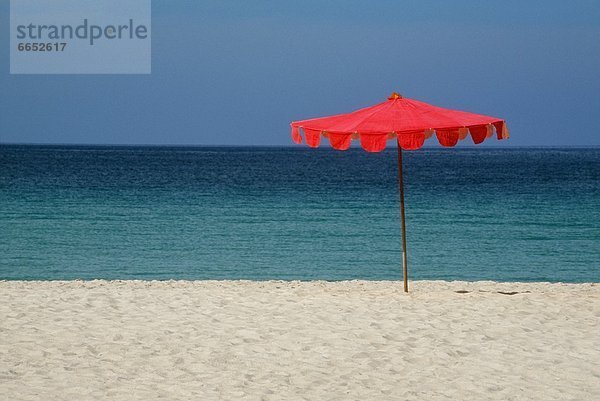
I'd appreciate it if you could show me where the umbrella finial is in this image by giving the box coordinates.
[388,92,402,100]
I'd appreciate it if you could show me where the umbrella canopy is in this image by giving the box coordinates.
[291,92,509,152]
[290,93,509,292]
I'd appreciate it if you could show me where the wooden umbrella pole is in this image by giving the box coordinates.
[397,145,409,292]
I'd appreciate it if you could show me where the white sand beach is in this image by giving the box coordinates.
[1,280,599,400]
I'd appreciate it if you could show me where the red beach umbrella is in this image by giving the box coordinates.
[291,92,509,292]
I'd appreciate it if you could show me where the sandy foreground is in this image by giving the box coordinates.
[1,280,599,401]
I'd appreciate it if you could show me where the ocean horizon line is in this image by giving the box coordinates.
[1,142,599,150]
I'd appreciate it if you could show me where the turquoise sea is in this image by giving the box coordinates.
[1,145,598,282]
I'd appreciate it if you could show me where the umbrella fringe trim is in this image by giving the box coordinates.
[290,123,507,152]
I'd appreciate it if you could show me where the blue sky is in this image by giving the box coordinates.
[1,0,599,146]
